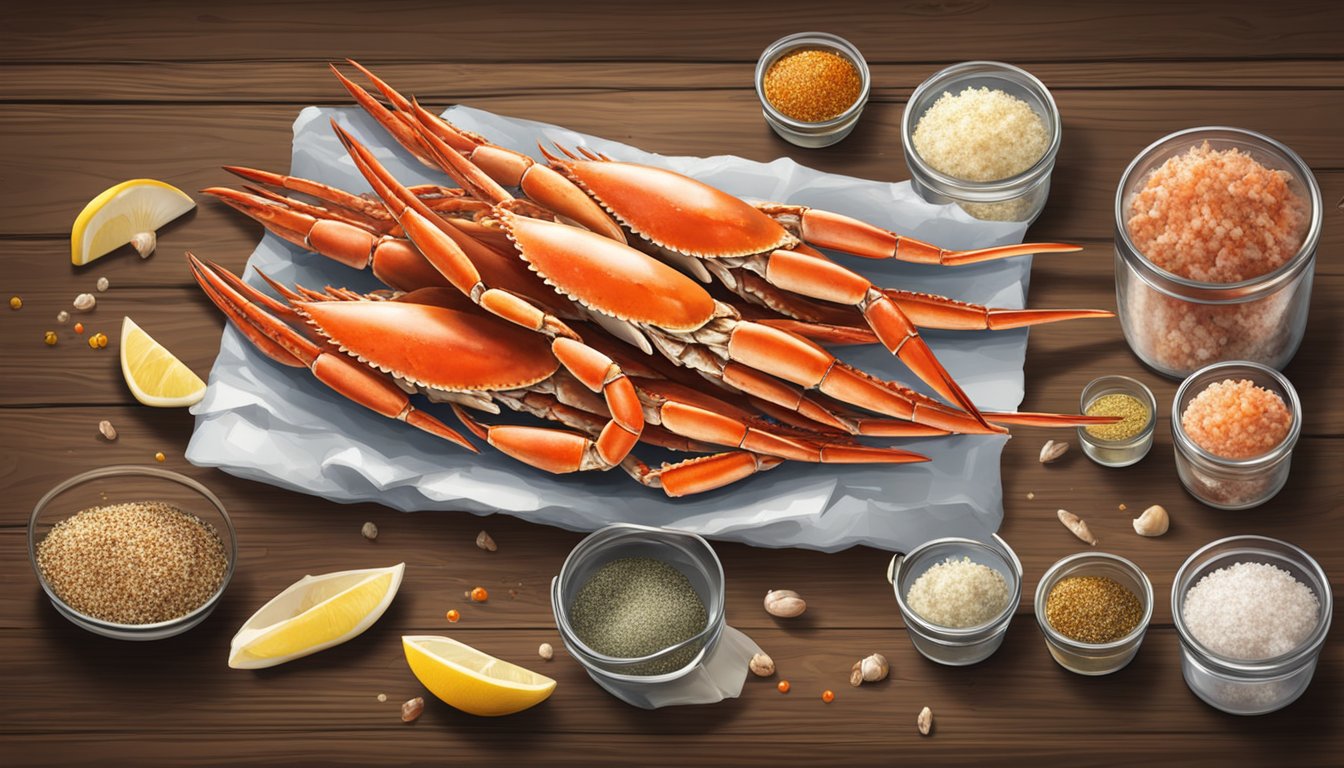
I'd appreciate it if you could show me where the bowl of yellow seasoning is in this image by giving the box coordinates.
[1077,375,1157,468]
[755,32,870,148]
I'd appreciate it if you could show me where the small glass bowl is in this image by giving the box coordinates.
[28,466,237,641]
[1034,552,1154,676]
[1171,361,1301,510]
[1077,375,1158,468]
[902,61,1061,223]
[887,535,1022,666]
[1114,127,1320,378]
[1172,536,1332,715]
[755,32,871,148]
[551,523,725,684]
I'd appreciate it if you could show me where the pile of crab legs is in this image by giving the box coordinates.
[189,61,1119,497]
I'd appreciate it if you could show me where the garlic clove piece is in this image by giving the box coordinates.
[763,589,807,618]
[1132,504,1170,537]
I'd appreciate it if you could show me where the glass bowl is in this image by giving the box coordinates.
[755,31,871,148]
[551,523,725,684]
[1034,552,1154,675]
[28,466,237,640]
[901,60,1061,223]
[1172,536,1332,715]
[1077,375,1158,468]
[1171,361,1301,510]
[887,534,1022,666]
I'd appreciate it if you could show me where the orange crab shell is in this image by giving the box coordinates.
[551,160,794,259]
[499,210,717,331]
[296,298,560,391]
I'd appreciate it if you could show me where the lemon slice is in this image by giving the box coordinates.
[71,179,195,265]
[229,563,405,669]
[120,316,208,407]
[403,635,557,716]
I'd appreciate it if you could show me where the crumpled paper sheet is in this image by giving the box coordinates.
[584,625,762,710]
[187,105,1036,553]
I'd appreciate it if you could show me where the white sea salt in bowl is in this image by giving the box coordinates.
[1172,536,1332,715]
[887,535,1022,666]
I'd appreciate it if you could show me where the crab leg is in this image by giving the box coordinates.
[624,451,784,498]
[758,204,1083,266]
[186,254,477,452]
[332,61,626,243]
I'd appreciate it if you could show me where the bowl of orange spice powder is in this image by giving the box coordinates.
[755,32,870,148]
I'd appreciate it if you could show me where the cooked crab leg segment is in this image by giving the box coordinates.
[224,165,398,230]
[332,61,626,243]
[186,254,477,451]
[624,451,784,498]
[759,204,1083,266]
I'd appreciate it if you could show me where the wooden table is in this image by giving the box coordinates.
[2,2,1340,765]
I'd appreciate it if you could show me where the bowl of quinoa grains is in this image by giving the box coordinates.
[902,61,1060,222]
[551,524,724,682]
[1114,127,1320,378]
[1171,361,1301,509]
[889,535,1022,666]
[1173,536,1331,715]
[28,466,235,640]
[1034,552,1153,676]
[755,32,870,148]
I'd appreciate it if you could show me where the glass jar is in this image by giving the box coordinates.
[887,535,1022,666]
[1171,361,1301,510]
[28,466,237,641]
[1034,552,1154,675]
[551,523,725,684]
[901,61,1060,223]
[1077,375,1157,468]
[1172,536,1332,715]
[755,32,870,148]
[1114,127,1321,378]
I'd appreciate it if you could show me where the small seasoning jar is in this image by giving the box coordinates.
[887,535,1022,666]
[551,523,725,685]
[901,61,1060,223]
[1171,361,1301,510]
[28,466,237,641]
[1172,536,1332,715]
[1077,375,1157,468]
[1114,127,1321,378]
[755,32,870,148]
[1034,552,1154,676]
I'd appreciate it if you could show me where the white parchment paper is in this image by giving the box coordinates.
[187,105,1035,552]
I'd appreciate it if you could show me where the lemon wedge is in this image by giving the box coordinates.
[120,316,208,407]
[71,179,195,265]
[403,635,557,716]
[229,563,406,669]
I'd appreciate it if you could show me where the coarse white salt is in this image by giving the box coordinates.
[912,86,1049,183]
[1183,561,1319,660]
[905,556,1009,628]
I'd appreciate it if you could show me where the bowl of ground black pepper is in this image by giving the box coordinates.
[550,524,725,683]
[755,32,870,148]
[1034,552,1153,675]
[28,466,236,640]
[1077,375,1158,468]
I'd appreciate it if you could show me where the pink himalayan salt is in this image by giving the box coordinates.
[1181,379,1291,460]
[1127,142,1308,284]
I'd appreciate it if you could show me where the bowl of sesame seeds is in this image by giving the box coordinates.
[755,32,870,148]
[28,466,236,640]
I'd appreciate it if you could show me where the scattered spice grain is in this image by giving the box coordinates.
[35,501,228,624]
[569,556,707,674]
[154,451,166,462]
[96,276,110,292]
[73,322,84,334]
[1181,379,1291,459]
[8,296,21,310]
[777,680,791,694]
[446,609,460,623]
[44,331,58,346]
[376,693,387,703]
[57,310,70,324]
[1084,393,1149,441]
[470,586,489,602]
[88,331,108,349]
[1183,562,1318,660]
[360,521,378,541]
[1045,575,1142,644]
[905,556,1009,628]
[763,48,861,123]
[821,689,835,703]
[538,642,554,661]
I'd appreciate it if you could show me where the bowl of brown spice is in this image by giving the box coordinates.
[28,466,236,640]
[1034,552,1154,676]
[755,32,870,148]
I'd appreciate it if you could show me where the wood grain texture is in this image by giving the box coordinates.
[1,1,1341,766]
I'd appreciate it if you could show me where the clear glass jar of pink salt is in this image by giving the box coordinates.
[1171,361,1301,510]
[1114,127,1321,378]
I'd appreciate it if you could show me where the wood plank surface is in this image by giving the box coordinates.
[1,1,1341,766]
